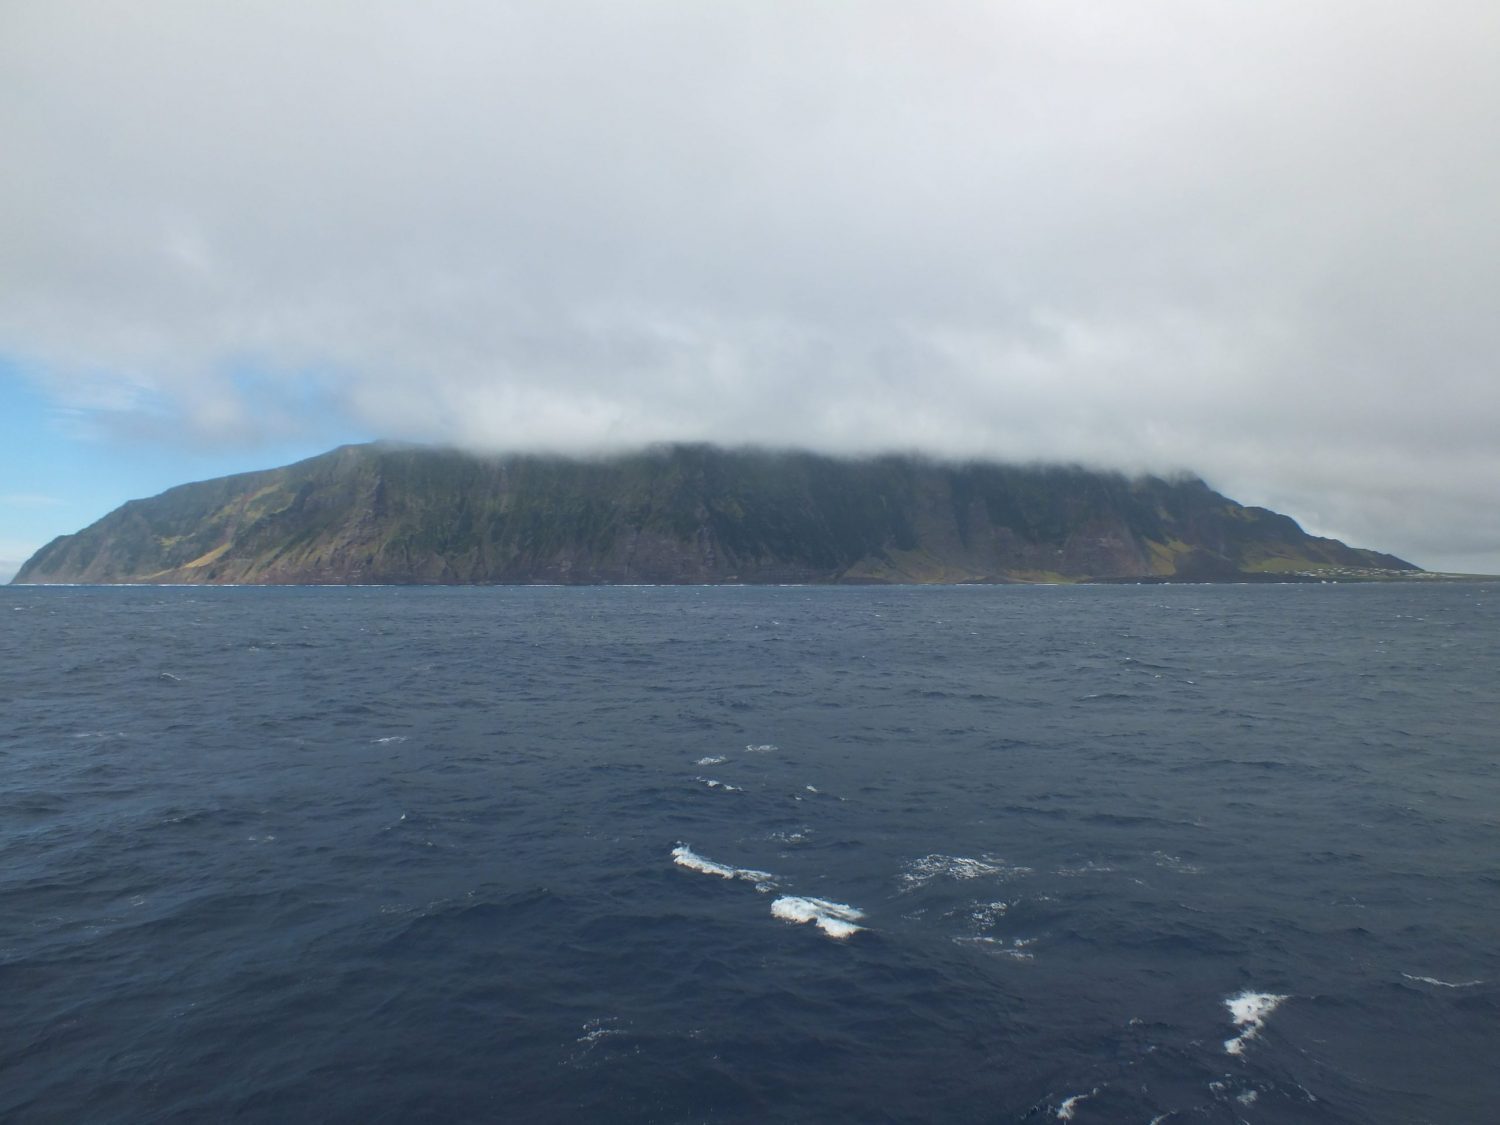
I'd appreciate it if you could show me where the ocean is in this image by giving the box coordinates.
[2,583,1496,1123]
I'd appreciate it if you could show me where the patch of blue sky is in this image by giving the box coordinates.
[0,355,369,580]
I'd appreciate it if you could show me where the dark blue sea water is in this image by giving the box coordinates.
[2,583,1497,1123]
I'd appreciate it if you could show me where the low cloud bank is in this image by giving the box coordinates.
[4,2,1498,571]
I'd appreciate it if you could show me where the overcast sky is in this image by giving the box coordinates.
[3,0,1499,578]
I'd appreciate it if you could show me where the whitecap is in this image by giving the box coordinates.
[771,896,865,939]
[1223,990,1289,1055]
[373,735,409,744]
[1401,972,1484,988]
[1056,1088,1097,1119]
[900,853,1030,890]
[695,755,727,766]
[671,845,775,886]
[964,935,1036,960]
[1055,861,1115,877]
[695,777,742,792]
[577,1017,624,1045]
[744,743,777,753]
[969,900,1011,926]
[1152,851,1203,875]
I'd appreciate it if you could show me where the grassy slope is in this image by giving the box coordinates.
[14,444,1417,584]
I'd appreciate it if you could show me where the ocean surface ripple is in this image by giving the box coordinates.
[2,583,1497,1122]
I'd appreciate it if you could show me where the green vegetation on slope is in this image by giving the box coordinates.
[13,443,1418,585]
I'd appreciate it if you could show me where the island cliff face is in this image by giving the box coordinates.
[13,444,1416,585]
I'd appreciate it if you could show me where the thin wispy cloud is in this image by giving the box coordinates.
[2,1,1498,569]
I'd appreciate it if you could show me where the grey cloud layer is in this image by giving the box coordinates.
[3,1,1499,569]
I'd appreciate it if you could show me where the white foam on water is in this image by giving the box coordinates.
[1401,972,1485,988]
[770,896,865,939]
[964,935,1036,960]
[1055,861,1115,877]
[1223,990,1289,1055]
[969,900,1011,927]
[577,1017,624,1045]
[696,755,727,766]
[373,735,409,744]
[744,743,777,753]
[1152,851,1204,874]
[900,854,1029,890]
[695,777,742,792]
[1237,1089,1259,1105]
[1056,1088,1097,1119]
[671,845,775,886]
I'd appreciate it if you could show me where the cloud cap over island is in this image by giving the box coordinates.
[3,1,1499,572]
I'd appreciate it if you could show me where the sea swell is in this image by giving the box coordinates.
[1,582,1496,1123]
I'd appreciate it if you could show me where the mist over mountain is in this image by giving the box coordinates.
[13,444,1414,586]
